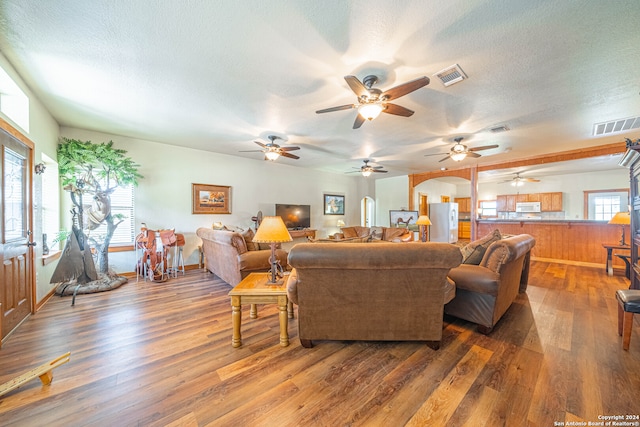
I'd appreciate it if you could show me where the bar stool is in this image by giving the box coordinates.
[616,289,640,350]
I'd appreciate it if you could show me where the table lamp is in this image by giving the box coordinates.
[337,219,345,228]
[252,216,292,284]
[415,215,432,242]
[608,211,631,246]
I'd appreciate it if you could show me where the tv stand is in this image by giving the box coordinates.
[289,229,316,239]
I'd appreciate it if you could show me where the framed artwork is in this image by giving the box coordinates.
[192,183,231,214]
[324,194,345,215]
[389,210,419,230]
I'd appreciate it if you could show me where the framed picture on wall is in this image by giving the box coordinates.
[324,194,345,215]
[192,183,231,214]
[389,210,419,229]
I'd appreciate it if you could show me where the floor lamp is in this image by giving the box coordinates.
[416,215,432,242]
[252,216,292,284]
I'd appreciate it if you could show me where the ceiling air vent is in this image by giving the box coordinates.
[490,125,510,133]
[593,116,640,136]
[434,64,467,87]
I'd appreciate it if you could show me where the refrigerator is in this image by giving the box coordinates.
[428,203,459,243]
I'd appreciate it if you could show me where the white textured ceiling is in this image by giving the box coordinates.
[1,0,639,179]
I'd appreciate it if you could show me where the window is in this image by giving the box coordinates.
[82,184,135,245]
[0,66,29,132]
[479,200,497,218]
[593,196,620,221]
[585,190,628,220]
[41,154,60,250]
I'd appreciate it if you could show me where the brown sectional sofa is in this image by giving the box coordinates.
[196,227,288,286]
[287,242,462,348]
[444,233,536,334]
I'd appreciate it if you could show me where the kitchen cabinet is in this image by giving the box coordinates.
[540,192,563,211]
[496,195,516,212]
[458,221,471,239]
[454,197,471,213]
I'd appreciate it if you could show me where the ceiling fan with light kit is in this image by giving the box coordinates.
[347,159,388,177]
[424,137,498,162]
[239,135,300,161]
[316,74,430,129]
[502,172,540,186]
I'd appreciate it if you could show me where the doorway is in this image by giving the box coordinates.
[1,125,34,342]
[361,196,375,227]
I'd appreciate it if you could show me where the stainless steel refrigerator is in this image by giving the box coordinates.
[428,203,459,243]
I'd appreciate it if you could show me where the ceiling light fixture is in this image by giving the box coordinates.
[265,150,280,161]
[358,103,384,121]
[361,168,372,177]
[449,143,468,161]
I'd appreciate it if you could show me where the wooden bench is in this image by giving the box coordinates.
[0,352,70,397]
[615,254,631,279]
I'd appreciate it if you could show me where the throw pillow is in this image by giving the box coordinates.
[462,244,487,264]
[242,228,258,251]
[230,234,248,255]
[460,229,502,263]
[341,227,358,238]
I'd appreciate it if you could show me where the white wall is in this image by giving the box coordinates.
[0,52,60,303]
[374,175,409,227]
[60,128,368,273]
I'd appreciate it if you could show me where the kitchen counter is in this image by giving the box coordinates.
[474,219,629,269]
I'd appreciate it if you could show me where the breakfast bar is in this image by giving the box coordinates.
[475,219,630,270]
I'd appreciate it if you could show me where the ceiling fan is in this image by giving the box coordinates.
[347,160,388,177]
[424,137,498,162]
[239,135,300,161]
[316,74,430,129]
[503,172,540,186]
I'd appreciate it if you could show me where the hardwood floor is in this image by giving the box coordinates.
[0,262,638,426]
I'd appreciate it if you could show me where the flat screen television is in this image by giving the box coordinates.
[276,204,311,230]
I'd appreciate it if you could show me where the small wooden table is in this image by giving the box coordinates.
[228,273,293,348]
[602,243,631,276]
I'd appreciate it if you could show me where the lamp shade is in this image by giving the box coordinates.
[337,219,345,227]
[265,150,280,161]
[608,211,630,225]
[415,215,432,226]
[252,216,293,243]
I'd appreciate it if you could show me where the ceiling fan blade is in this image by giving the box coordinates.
[371,169,388,173]
[344,75,369,97]
[316,104,356,114]
[383,103,414,117]
[280,152,300,160]
[253,140,267,148]
[439,155,451,162]
[353,114,366,129]
[239,149,265,152]
[522,178,540,182]
[280,146,300,151]
[371,166,385,169]
[424,152,448,157]
[467,152,482,158]
[469,144,499,152]
[382,76,430,100]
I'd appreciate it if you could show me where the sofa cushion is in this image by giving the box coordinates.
[242,228,258,251]
[341,227,358,238]
[382,227,411,242]
[460,229,501,263]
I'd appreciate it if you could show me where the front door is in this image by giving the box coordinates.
[1,125,33,342]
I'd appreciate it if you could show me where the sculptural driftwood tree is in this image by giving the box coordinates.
[51,138,142,294]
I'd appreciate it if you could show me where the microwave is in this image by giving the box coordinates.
[515,202,541,213]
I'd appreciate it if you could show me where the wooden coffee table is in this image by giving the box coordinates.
[228,272,293,348]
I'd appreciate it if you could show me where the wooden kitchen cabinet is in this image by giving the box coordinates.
[540,192,563,211]
[454,197,471,213]
[496,194,516,212]
[458,221,471,239]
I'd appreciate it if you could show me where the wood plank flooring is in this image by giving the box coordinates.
[0,262,638,426]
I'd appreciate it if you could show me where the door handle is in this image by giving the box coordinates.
[27,241,37,247]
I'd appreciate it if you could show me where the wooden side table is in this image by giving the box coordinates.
[602,243,631,276]
[228,273,293,348]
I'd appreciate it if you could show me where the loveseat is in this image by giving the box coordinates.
[196,227,288,286]
[444,233,536,334]
[287,242,462,348]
